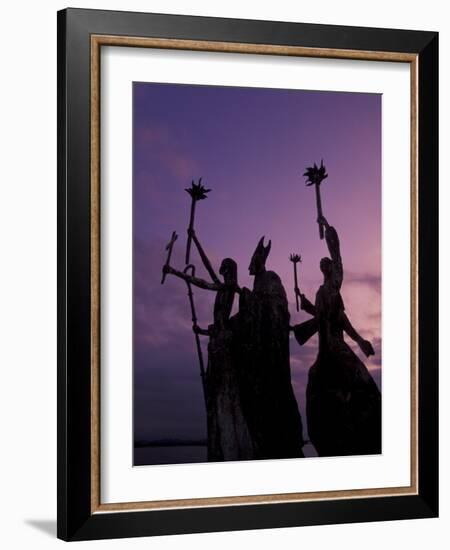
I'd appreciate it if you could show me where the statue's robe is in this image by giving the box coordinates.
[293,226,381,457]
[205,322,256,462]
[202,279,256,462]
[235,271,305,459]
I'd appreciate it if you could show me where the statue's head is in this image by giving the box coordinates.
[219,258,238,283]
[320,257,333,278]
[249,236,271,276]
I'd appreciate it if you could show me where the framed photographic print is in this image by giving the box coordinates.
[57,8,438,541]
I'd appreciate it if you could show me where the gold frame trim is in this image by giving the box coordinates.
[90,35,419,514]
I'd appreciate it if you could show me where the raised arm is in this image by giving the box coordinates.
[341,311,374,357]
[295,289,316,316]
[319,216,343,289]
[189,230,220,284]
[163,265,222,292]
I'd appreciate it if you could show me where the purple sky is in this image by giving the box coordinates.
[133,82,382,453]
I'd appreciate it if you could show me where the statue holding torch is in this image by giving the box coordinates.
[185,178,210,265]
[304,160,328,240]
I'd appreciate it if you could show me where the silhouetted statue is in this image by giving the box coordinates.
[235,237,305,459]
[163,229,256,461]
[291,216,381,457]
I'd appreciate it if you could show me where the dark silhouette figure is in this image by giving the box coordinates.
[291,216,381,457]
[163,229,255,461]
[235,237,305,459]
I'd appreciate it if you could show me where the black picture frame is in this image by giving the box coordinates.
[57,7,438,541]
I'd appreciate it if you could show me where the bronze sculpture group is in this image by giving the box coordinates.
[161,163,381,460]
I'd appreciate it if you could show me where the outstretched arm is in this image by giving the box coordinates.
[319,216,343,289]
[341,312,374,357]
[290,317,318,345]
[189,230,220,284]
[193,323,210,336]
[163,265,222,291]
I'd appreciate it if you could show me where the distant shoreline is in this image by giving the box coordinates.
[134,439,207,448]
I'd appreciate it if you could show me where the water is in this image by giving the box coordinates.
[134,445,207,466]
[134,442,317,466]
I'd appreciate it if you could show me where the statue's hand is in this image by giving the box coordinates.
[317,215,329,228]
[359,339,375,357]
[162,264,172,275]
[192,323,201,334]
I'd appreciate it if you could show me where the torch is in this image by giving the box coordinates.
[185,178,210,265]
[289,253,302,311]
[304,160,328,239]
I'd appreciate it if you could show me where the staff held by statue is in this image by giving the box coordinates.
[183,264,207,406]
[161,231,178,284]
[161,232,207,406]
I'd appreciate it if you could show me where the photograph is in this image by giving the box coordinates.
[133,82,382,466]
